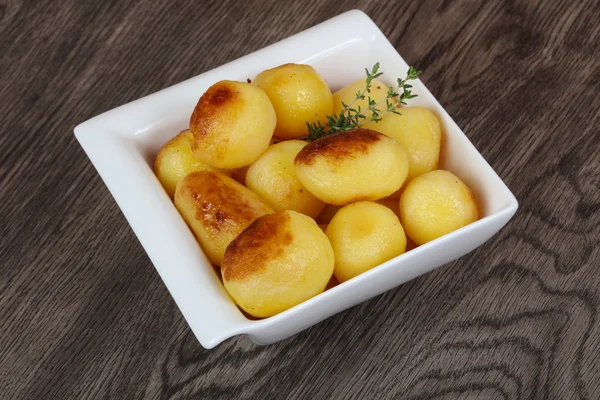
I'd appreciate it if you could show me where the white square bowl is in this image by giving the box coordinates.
[75,10,518,349]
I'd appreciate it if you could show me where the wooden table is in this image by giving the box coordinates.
[2,0,599,398]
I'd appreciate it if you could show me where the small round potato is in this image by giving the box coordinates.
[189,80,276,169]
[174,172,273,266]
[253,64,333,139]
[294,129,409,205]
[364,107,442,182]
[399,170,478,245]
[333,78,390,118]
[246,140,325,218]
[222,210,334,318]
[154,129,230,198]
[326,201,406,282]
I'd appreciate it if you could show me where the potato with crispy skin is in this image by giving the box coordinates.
[253,64,333,139]
[326,201,406,282]
[246,140,325,218]
[222,210,334,318]
[294,128,409,205]
[174,171,273,266]
[364,107,442,183]
[399,170,478,245]
[333,78,390,119]
[153,129,230,198]
[189,80,276,169]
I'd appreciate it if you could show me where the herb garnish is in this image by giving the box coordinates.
[306,63,422,141]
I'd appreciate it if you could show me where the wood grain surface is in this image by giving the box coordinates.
[1,0,599,398]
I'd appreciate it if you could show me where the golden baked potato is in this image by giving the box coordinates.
[253,63,333,139]
[189,80,276,169]
[174,171,273,266]
[245,140,325,218]
[333,77,390,118]
[364,107,442,182]
[326,201,406,282]
[222,210,334,318]
[153,129,230,198]
[399,170,478,245]
[294,129,409,205]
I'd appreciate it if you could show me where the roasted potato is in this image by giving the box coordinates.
[399,170,478,245]
[174,171,273,266]
[222,210,334,318]
[246,140,325,218]
[364,107,442,182]
[294,129,409,205]
[153,129,230,198]
[253,64,333,139]
[189,80,276,169]
[326,201,406,282]
[333,78,390,118]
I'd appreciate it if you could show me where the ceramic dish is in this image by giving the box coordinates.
[75,10,518,348]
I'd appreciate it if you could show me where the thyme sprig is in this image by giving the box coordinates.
[306,64,422,141]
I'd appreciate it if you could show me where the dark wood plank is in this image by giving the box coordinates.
[1,0,599,398]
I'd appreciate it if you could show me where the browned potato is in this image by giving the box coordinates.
[190,80,276,169]
[153,129,230,198]
[174,171,273,266]
[222,210,334,318]
[294,129,409,205]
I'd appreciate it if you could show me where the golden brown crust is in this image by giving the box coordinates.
[178,171,270,232]
[294,128,382,166]
[222,212,293,281]
[189,81,240,141]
